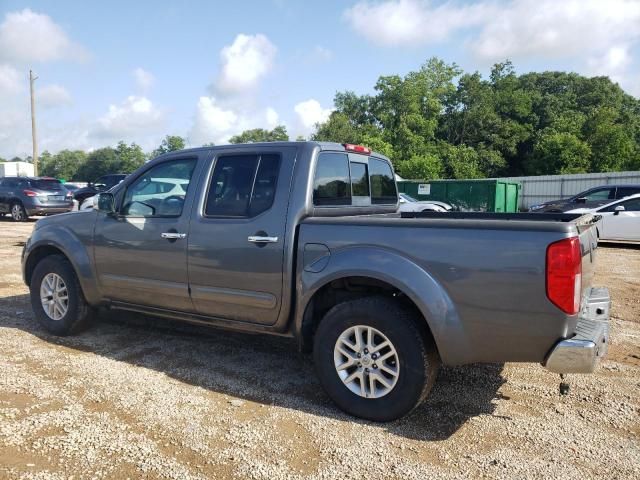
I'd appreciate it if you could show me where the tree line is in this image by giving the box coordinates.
[312,58,640,179]
[3,58,639,182]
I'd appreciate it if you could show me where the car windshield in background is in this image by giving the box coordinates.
[31,180,63,191]
[401,193,417,202]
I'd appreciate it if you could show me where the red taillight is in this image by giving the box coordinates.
[546,237,582,315]
[23,190,39,197]
[344,143,371,155]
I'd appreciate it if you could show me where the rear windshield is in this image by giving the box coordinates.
[30,179,63,191]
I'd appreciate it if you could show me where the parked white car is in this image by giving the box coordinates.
[79,196,96,210]
[566,193,640,242]
[397,193,452,213]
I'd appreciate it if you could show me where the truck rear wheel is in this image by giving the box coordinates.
[313,296,439,422]
[29,255,93,336]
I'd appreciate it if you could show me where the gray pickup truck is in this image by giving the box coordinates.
[22,142,610,421]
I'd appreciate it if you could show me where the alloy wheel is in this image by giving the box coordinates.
[333,325,400,399]
[40,273,69,321]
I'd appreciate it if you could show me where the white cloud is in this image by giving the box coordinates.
[344,0,490,46]
[92,95,164,140]
[190,96,238,145]
[587,45,632,81]
[470,0,640,62]
[216,34,277,94]
[189,96,281,145]
[38,84,72,108]
[294,99,333,136]
[0,9,88,63]
[133,67,155,91]
[266,107,279,128]
[0,64,22,97]
[344,0,640,96]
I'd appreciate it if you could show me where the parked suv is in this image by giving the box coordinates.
[529,184,640,212]
[72,174,127,204]
[0,177,73,221]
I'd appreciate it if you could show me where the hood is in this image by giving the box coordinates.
[33,209,93,231]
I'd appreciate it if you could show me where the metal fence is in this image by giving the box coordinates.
[497,171,640,210]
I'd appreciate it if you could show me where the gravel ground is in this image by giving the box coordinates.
[1,218,639,479]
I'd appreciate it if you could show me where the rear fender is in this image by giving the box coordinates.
[295,246,471,365]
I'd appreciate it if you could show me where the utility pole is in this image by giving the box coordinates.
[30,69,39,176]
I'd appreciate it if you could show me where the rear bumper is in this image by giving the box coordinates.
[26,206,73,216]
[544,287,610,374]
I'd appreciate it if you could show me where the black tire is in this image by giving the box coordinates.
[11,202,28,222]
[313,296,440,422]
[29,255,93,335]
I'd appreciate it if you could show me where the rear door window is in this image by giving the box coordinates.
[369,158,397,204]
[313,153,351,206]
[205,153,281,217]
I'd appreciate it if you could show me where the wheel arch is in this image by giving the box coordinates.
[24,230,100,305]
[294,246,471,365]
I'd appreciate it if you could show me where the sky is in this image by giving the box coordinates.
[1,0,639,159]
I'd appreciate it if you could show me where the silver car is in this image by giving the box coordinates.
[0,176,74,221]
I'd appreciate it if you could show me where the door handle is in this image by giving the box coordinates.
[248,235,278,243]
[161,232,187,239]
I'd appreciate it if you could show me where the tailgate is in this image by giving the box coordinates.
[576,215,599,301]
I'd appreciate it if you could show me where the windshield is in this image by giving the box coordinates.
[31,179,63,191]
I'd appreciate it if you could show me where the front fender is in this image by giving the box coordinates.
[295,245,472,365]
[23,222,100,305]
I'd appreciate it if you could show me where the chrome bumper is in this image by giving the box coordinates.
[544,287,610,374]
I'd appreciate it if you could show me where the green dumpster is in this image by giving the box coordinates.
[397,179,521,212]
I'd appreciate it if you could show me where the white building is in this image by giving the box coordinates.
[0,161,35,177]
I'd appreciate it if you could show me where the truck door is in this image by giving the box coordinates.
[187,146,296,326]
[93,156,200,311]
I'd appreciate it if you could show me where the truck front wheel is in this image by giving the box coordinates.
[30,255,93,336]
[313,296,440,422]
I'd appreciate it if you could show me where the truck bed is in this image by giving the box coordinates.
[298,212,599,365]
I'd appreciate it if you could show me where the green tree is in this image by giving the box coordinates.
[531,132,591,174]
[40,150,87,180]
[313,57,640,179]
[583,107,635,172]
[152,135,186,158]
[229,125,289,143]
[312,112,363,144]
[115,141,146,173]
[75,147,119,181]
[396,154,442,180]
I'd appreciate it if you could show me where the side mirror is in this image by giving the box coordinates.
[96,192,116,214]
[614,205,625,215]
[399,198,406,204]
[576,197,587,204]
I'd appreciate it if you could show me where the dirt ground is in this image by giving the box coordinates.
[0,218,638,480]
